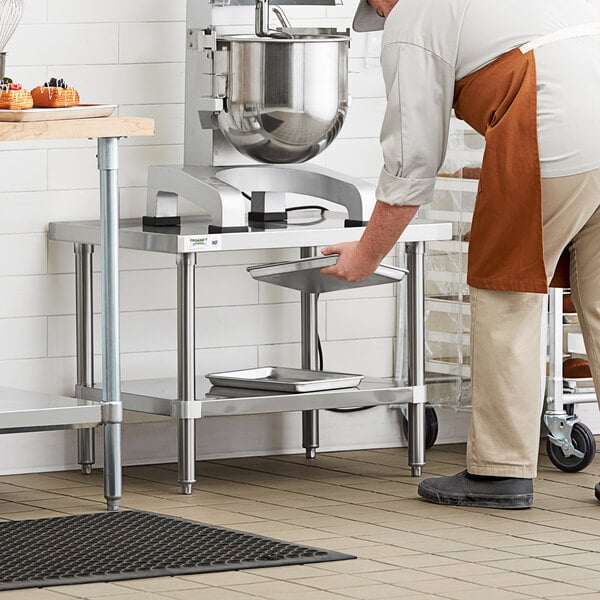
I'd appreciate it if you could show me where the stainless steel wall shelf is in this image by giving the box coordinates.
[50,212,452,495]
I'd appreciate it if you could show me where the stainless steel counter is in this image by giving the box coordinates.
[50,212,452,495]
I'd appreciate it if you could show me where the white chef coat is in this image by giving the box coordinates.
[375,0,600,206]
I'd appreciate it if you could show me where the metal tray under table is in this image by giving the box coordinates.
[206,367,364,393]
[247,254,407,294]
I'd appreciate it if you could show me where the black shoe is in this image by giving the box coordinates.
[595,482,600,501]
[417,470,533,509]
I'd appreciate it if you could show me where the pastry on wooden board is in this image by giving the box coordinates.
[0,78,33,110]
[31,77,80,108]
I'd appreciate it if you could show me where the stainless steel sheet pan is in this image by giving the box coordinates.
[206,366,364,393]
[247,254,407,293]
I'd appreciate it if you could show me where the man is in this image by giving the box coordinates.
[322,0,600,508]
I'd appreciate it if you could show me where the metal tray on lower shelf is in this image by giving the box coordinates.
[206,367,364,393]
[247,255,407,294]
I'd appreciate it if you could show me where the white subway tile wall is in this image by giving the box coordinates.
[0,0,441,474]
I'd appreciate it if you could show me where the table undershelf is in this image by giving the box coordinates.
[78,377,414,419]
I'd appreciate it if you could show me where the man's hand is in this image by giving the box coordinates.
[320,241,380,281]
[321,202,419,282]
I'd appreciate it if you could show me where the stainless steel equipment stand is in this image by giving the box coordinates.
[406,242,426,476]
[301,246,319,459]
[72,238,429,488]
[98,137,123,512]
[50,214,452,492]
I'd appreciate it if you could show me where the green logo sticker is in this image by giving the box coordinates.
[185,236,221,251]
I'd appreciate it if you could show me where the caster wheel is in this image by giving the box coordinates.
[401,405,439,449]
[547,421,596,472]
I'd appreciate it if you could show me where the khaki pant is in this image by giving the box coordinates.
[467,168,600,478]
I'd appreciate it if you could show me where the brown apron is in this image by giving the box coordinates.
[453,47,571,292]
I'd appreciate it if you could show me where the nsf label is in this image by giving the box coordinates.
[184,236,222,252]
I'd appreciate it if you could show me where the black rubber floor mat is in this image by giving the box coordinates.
[0,510,354,590]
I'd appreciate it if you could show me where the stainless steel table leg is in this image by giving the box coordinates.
[406,241,426,477]
[301,246,319,459]
[177,252,197,494]
[98,137,122,511]
[75,242,95,475]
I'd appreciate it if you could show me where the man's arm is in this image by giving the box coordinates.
[321,36,454,281]
[321,201,418,281]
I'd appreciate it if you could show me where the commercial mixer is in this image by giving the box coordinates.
[143,0,376,231]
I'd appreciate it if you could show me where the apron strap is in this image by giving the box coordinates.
[520,22,600,53]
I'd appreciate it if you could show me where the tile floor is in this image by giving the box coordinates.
[1,442,600,599]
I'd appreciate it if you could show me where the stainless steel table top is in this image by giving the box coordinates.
[49,211,452,253]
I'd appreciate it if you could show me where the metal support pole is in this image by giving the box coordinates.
[394,242,408,385]
[406,241,426,476]
[301,246,319,459]
[546,288,565,413]
[177,252,197,494]
[98,137,122,511]
[543,288,583,457]
[75,243,95,475]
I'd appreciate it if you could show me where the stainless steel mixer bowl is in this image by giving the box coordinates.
[216,33,349,164]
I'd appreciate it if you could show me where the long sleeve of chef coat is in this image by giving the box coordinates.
[375,42,455,206]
